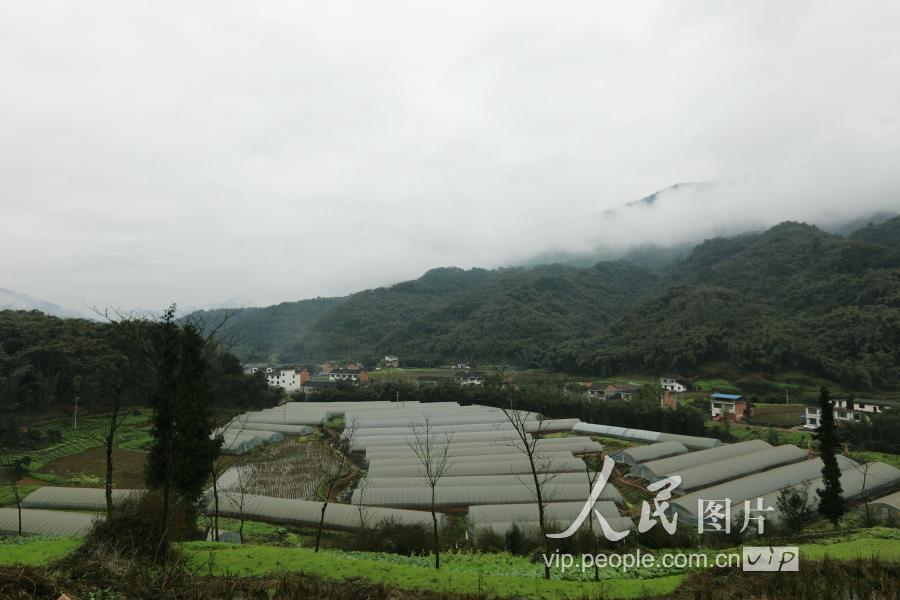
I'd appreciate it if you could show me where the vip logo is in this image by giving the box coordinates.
[742,546,799,571]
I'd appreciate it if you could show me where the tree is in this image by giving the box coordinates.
[775,483,814,533]
[407,415,453,569]
[815,386,845,526]
[143,308,222,537]
[0,450,29,536]
[855,461,875,526]
[499,404,559,580]
[314,419,358,552]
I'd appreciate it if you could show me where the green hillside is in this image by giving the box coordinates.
[197,262,659,365]
[554,222,900,388]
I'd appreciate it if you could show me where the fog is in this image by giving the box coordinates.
[1,1,898,311]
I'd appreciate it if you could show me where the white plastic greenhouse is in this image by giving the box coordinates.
[670,455,860,523]
[0,508,101,537]
[356,472,599,489]
[21,486,143,511]
[363,455,588,479]
[467,500,622,525]
[614,441,688,466]
[760,462,900,524]
[209,493,442,531]
[364,437,602,460]
[672,445,808,493]
[628,440,772,482]
[366,450,578,471]
[351,481,622,509]
[573,422,721,450]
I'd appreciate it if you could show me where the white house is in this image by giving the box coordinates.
[660,377,687,393]
[383,355,400,368]
[804,398,896,429]
[243,366,307,392]
[455,370,484,387]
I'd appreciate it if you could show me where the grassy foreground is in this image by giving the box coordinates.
[1,528,898,599]
[183,542,684,600]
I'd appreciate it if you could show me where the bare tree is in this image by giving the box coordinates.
[314,417,359,552]
[0,448,27,536]
[856,460,874,526]
[582,454,605,582]
[498,405,559,580]
[355,475,372,531]
[407,414,453,569]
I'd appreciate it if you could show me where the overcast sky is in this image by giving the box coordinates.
[2,1,899,311]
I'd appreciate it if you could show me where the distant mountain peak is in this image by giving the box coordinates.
[626,181,717,208]
[0,288,90,319]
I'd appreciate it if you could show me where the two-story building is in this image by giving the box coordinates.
[245,366,309,392]
[710,392,747,422]
[804,398,897,429]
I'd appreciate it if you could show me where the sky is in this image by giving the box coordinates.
[1,0,899,312]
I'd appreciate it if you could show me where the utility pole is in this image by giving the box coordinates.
[73,396,79,430]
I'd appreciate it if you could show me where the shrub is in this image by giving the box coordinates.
[71,491,199,563]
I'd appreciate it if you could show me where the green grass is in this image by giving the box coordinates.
[723,423,814,447]
[799,527,900,560]
[0,536,81,566]
[848,450,900,470]
[183,543,685,599]
[693,378,737,392]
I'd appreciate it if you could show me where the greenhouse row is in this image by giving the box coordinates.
[759,462,900,524]
[351,481,622,509]
[572,422,721,450]
[209,493,444,531]
[471,516,636,541]
[363,455,589,479]
[0,508,101,537]
[356,471,600,490]
[21,486,144,511]
[673,444,808,493]
[365,450,579,472]
[628,440,772,482]
[670,455,861,522]
[613,441,688,466]
[364,436,602,460]
[468,500,621,525]
[343,418,579,440]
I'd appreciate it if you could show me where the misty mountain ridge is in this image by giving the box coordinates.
[519,182,896,270]
[0,288,91,320]
[178,216,900,391]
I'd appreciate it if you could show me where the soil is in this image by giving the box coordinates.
[37,446,148,488]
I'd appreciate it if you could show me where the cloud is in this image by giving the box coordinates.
[1,0,898,309]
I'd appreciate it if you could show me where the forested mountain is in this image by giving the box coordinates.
[549,221,900,388]
[8,219,899,391]
[850,214,900,248]
[192,219,900,390]
[196,262,659,365]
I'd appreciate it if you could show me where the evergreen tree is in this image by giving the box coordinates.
[146,308,221,532]
[815,386,845,526]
